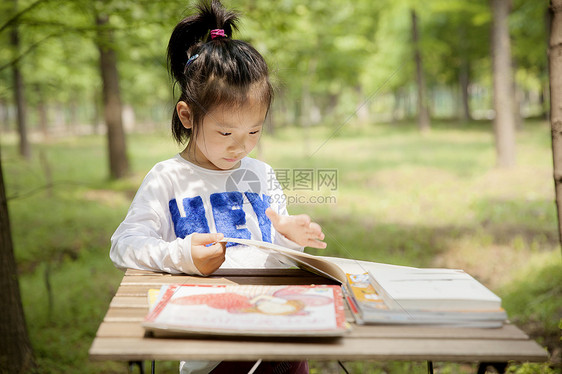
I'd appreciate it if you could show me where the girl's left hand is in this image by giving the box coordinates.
[265,208,327,249]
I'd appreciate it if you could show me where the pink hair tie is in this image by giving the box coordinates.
[210,29,227,39]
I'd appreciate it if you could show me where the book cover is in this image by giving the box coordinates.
[367,269,502,311]
[143,284,349,337]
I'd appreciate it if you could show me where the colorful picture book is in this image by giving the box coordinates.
[143,284,349,337]
[220,238,507,328]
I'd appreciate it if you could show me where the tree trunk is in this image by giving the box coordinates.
[405,87,413,119]
[512,58,523,130]
[491,0,517,167]
[544,7,553,121]
[549,0,562,250]
[0,99,9,132]
[392,90,401,123]
[37,86,49,141]
[10,5,31,160]
[411,9,431,133]
[96,13,129,179]
[459,58,472,122]
[70,99,79,135]
[355,86,370,126]
[302,87,311,154]
[458,22,472,122]
[0,148,36,372]
[325,93,339,125]
[301,58,318,155]
[93,90,102,135]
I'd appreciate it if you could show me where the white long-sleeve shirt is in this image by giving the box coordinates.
[110,154,301,275]
[111,154,304,374]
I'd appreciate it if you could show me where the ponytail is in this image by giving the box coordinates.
[167,0,273,144]
[167,0,238,84]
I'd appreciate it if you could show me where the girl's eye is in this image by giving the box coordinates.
[249,130,260,135]
[219,132,231,136]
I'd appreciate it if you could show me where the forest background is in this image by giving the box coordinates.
[0,0,561,373]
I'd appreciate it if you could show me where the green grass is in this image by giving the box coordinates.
[2,119,561,373]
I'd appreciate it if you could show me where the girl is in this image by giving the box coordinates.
[110,0,324,372]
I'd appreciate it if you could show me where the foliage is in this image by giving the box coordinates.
[501,251,562,349]
[0,0,551,131]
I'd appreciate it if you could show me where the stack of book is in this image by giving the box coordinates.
[141,238,507,338]
[345,270,506,327]
[219,238,507,328]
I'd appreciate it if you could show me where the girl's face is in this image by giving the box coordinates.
[181,99,267,170]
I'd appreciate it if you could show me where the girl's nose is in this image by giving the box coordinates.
[228,135,246,152]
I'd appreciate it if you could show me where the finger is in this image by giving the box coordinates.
[215,242,226,256]
[312,231,325,241]
[265,207,279,224]
[201,243,225,265]
[192,232,224,245]
[198,254,225,276]
[308,222,324,239]
[208,243,226,260]
[306,239,327,249]
[293,214,311,226]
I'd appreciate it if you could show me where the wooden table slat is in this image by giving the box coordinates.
[110,296,148,308]
[89,337,547,362]
[95,322,146,338]
[125,269,170,276]
[104,307,147,322]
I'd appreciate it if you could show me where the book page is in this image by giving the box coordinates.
[220,237,348,283]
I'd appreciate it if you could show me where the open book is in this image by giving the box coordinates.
[221,238,507,327]
[143,284,349,337]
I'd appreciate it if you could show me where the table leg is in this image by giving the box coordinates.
[337,361,350,374]
[477,362,508,374]
[427,361,434,374]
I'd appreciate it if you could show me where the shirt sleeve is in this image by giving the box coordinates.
[110,170,203,275]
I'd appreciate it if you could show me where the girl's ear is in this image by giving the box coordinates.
[176,101,192,129]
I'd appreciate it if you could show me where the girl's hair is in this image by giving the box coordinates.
[167,0,273,144]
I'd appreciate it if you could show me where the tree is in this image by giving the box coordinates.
[9,0,30,160]
[95,9,129,179]
[238,1,384,130]
[458,26,472,121]
[422,0,491,122]
[411,8,431,132]
[491,0,516,167]
[511,0,550,119]
[0,148,35,372]
[549,0,562,249]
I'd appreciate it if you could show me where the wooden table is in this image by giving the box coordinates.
[89,268,548,372]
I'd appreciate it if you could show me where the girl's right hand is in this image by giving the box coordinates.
[191,233,226,275]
